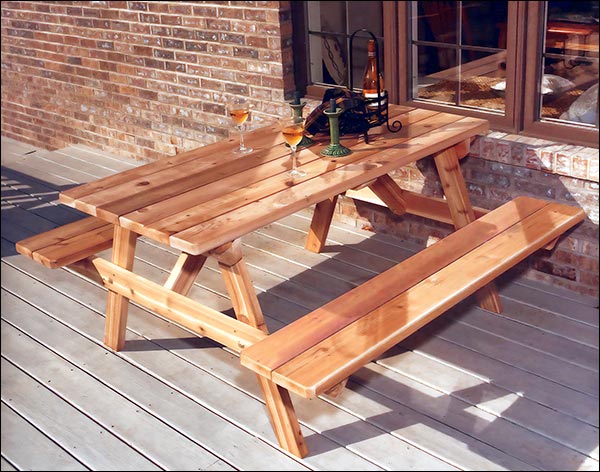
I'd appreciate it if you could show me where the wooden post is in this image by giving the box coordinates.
[211,240,267,330]
[211,239,308,457]
[433,140,503,313]
[305,195,339,253]
[104,226,137,351]
[257,376,308,458]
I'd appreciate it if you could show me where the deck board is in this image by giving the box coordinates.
[351,364,598,471]
[1,136,598,471]
[0,403,88,471]
[1,359,160,471]
[1,318,237,471]
[375,348,598,458]
[446,305,598,370]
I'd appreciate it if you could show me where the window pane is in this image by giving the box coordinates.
[417,1,457,44]
[309,32,349,86]
[541,57,599,125]
[348,1,382,37]
[540,1,599,126]
[412,2,507,112]
[462,1,508,49]
[416,47,506,111]
[307,2,349,87]
[309,1,346,34]
[306,1,383,90]
[415,45,458,105]
[459,50,506,112]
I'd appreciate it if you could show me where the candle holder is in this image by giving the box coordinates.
[320,103,352,158]
[289,93,314,148]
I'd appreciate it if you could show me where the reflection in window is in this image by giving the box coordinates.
[306,1,382,90]
[541,1,599,127]
[413,1,508,113]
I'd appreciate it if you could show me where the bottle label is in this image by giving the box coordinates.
[363,92,386,109]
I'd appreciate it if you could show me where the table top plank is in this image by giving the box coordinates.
[125,150,328,243]
[95,136,292,223]
[124,108,448,242]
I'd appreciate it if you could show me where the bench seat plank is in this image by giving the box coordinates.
[240,198,585,398]
[15,217,114,269]
[240,196,549,378]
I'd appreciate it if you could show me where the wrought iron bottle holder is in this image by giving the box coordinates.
[349,29,402,139]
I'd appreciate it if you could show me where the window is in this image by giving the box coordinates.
[411,2,509,113]
[293,1,599,147]
[292,1,384,95]
[522,1,599,146]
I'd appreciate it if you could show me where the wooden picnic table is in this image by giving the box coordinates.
[51,104,503,455]
[22,103,585,458]
[59,105,489,256]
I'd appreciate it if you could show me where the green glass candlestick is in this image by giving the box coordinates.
[289,93,314,148]
[320,100,352,158]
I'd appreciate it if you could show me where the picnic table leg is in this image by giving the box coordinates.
[257,376,309,457]
[433,140,503,313]
[212,240,308,457]
[211,239,267,330]
[104,226,137,351]
[305,195,338,253]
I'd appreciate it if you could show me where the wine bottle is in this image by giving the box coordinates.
[362,39,385,109]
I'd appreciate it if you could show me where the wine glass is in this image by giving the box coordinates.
[280,117,306,178]
[226,98,253,154]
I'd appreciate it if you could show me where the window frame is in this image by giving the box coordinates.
[294,1,598,148]
[397,1,523,134]
[522,1,599,147]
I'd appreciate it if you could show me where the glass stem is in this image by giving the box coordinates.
[291,145,297,171]
[238,125,245,150]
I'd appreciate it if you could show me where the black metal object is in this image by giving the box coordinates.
[349,29,402,141]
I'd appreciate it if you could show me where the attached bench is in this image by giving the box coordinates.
[15,216,115,269]
[240,196,585,400]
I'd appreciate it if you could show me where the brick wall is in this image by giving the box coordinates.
[1,1,293,161]
[2,1,598,299]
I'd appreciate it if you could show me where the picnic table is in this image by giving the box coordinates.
[16,104,584,457]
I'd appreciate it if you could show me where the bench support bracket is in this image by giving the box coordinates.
[164,252,207,296]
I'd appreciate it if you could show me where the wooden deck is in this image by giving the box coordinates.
[1,136,598,471]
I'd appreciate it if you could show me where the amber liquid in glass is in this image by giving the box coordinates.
[280,118,306,178]
[229,108,249,126]
[281,124,304,147]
